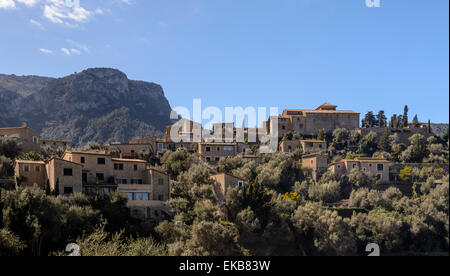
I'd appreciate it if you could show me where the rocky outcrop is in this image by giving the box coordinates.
[0,68,173,146]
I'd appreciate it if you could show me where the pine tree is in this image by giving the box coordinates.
[379,128,391,152]
[402,105,409,128]
[412,114,419,128]
[362,112,377,128]
[377,111,387,128]
[54,178,60,196]
[317,129,326,141]
[45,180,51,196]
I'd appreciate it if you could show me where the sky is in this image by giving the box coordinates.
[0,0,449,124]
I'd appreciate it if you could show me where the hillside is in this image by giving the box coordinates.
[0,68,173,146]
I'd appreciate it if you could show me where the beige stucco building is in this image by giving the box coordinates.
[301,154,328,182]
[61,151,171,220]
[14,157,83,195]
[329,158,392,183]
[198,142,238,164]
[0,123,41,152]
[210,173,245,202]
[279,139,327,153]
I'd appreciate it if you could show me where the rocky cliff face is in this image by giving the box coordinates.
[0,68,173,146]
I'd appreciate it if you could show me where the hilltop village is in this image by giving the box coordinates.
[1,103,445,219]
[0,103,448,256]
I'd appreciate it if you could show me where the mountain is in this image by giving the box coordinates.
[0,68,174,146]
[431,123,449,138]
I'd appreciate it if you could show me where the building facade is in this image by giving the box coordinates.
[267,103,360,138]
[329,158,392,183]
[198,143,238,164]
[0,123,41,152]
[210,173,245,202]
[301,154,328,182]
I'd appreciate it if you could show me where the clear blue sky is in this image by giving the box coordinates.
[0,0,448,123]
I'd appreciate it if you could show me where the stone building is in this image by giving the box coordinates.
[301,154,328,182]
[61,151,171,220]
[329,157,392,183]
[210,173,245,202]
[14,157,83,195]
[266,103,360,138]
[0,123,41,152]
[279,139,327,153]
[198,142,238,164]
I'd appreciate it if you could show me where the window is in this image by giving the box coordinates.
[96,173,105,182]
[127,192,134,201]
[158,178,164,185]
[217,147,221,151]
[352,164,357,169]
[24,165,29,172]
[377,164,384,172]
[117,179,127,184]
[319,144,323,148]
[114,163,124,170]
[97,158,106,165]
[281,125,286,130]
[64,187,73,195]
[158,194,164,201]
[135,192,149,201]
[224,146,233,151]
[238,181,244,188]
[80,157,85,164]
[131,179,143,184]
[206,147,211,152]
[35,166,40,172]
[134,164,138,171]
[64,168,73,176]
[157,143,164,151]
[206,157,211,162]
[376,174,382,180]
[215,157,220,162]
[147,208,151,218]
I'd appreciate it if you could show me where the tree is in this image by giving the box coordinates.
[291,203,357,256]
[362,112,377,128]
[399,166,412,182]
[402,105,409,128]
[0,155,13,177]
[307,181,341,203]
[0,228,25,256]
[358,132,378,155]
[412,115,420,128]
[16,151,43,161]
[377,111,387,128]
[0,137,21,159]
[82,141,102,152]
[317,129,326,141]
[161,148,195,179]
[378,129,391,153]
[401,134,429,163]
